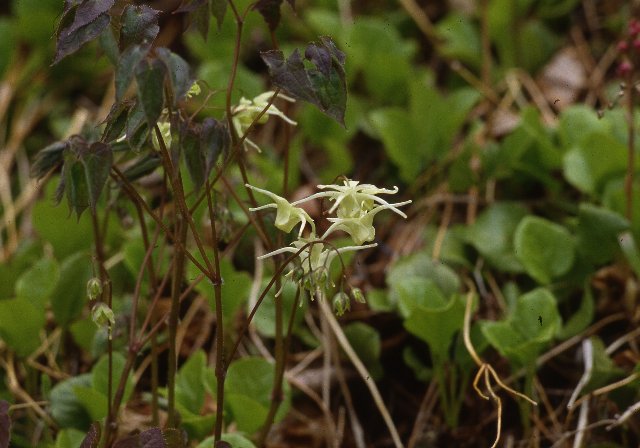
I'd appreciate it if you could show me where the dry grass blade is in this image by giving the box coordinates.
[462,291,538,448]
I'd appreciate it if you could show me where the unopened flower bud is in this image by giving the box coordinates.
[186,82,201,98]
[618,40,629,52]
[332,291,350,316]
[86,278,102,301]
[92,302,115,329]
[351,287,366,304]
[617,61,633,77]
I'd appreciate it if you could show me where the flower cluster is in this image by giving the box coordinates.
[231,91,297,152]
[617,18,640,78]
[247,179,411,312]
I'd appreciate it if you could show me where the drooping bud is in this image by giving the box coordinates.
[332,291,350,316]
[86,277,103,301]
[92,302,115,330]
[351,287,366,304]
[618,40,629,53]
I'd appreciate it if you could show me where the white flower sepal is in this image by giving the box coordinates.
[231,91,297,152]
[246,184,314,237]
[293,179,410,219]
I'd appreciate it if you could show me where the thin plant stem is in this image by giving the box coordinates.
[90,208,115,446]
[205,181,226,443]
[257,287,300,446]
[167,214,187,427]
[111,166,213,280]
[625,78,635,221]
[317,298,404,448]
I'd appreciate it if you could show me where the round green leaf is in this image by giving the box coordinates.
[467,203,527,272]
[514,216,575,284]
[15,257,59,308]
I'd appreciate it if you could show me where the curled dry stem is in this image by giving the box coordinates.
[463,291,537,448]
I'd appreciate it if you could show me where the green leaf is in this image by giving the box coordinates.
[225,357,291,433]
[253,281,303,338]
[404,294,467,361]
[0,296,46,357]
[80,142,113,213]
[368,108,420,181]
[92,353,134,404]
[387,252,460,309]
[261,36,346,124]
[575,204,629,264]
[120,5,160,49]
[15,257,59,309]
[563,132,628,194]
[135,59,166,127]
[467,203,527,272]
[32,178,94,259]
[345,18,415,103]
[55,428,87,448]
[482,288,561,367]
[50,252,93,327]
[156,48,193,105]
[116,44,150,102]
[253,0,295,31]
[514,216,576,284]
[343,322,383,380]
[70,318,98,353]
[31,141,68,179]
[619,232,640,278]
[53,1,113,64]
[62,147,90,219]
[436,13,481,69]
[187,256,251,326]
[558,286,594,340]
[395,277,447,319]
[558,105,609,149]
[175,350,207,414]
[196,434,257,448]
[74,386,109,421]
[49,374,93,430]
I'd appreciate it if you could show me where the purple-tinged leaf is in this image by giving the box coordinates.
[175,0,208,13]
[182,123,206,190]
[80,142,113,212]
[101,101,130,143]
[156,48,193,105]
[177,0,210,39]
[54,13,111,64]
[31,140,68,179]
[65,0,115,36]
[139,427,165,448]
[122,153,161,181]
[211,0,227,31]
[125,100,149,151]
[135,59,166,127]
[253,0,295,31]
[201,118,229,172]
[261,36,346,124]
[62,141,91,219]
[116,44,150,101]
[182,118,229,190]
[112,427,184,448]
[160,428,185,448]
[0,400,10,448]
[120,5,160,49]
[98,25,120,65]
[80,422,101,448]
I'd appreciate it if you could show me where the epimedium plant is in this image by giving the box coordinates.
[0,0,411,447]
